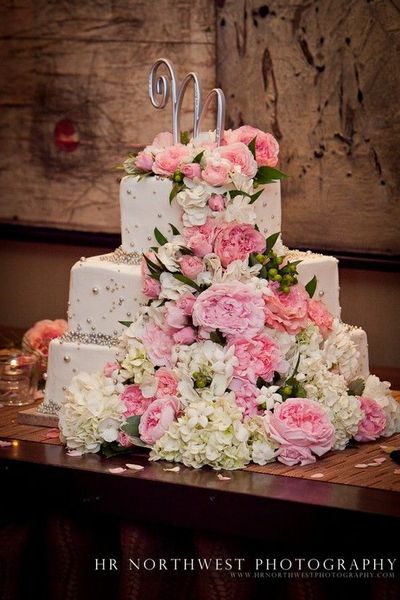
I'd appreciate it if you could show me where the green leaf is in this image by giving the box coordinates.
[305,275,317,298]
[121,415,141,438]
[173,273,201,292]
[169,182,184,204]
[255,166,288,184]
[248,136,257,159]
[265,232,280,253]
[180,131,190,145]
[169,223,181,236]
[229,189,249,199]
[254,224,260,232]
[154,227,168,246]
[259,265,268,279]
[143,254,162,274]
[179,246,195,256]
[193,151,204,164]
[210,329,227,346]
[101,441,132,459]
[118,320,133,328]
[249,189,264,204]
[256,376,268,389]
[348,378,366,397]
[128,436,151,449]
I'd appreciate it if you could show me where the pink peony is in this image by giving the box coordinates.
[151,131,173,148]
[264,283,309,335]
[103,362,119,378]
[176,292,196,316]
[308,299,333,337]
[181,162,201,179]
[24,319,68,357]
[264,398,335,458]
[192,282,265,338]
[201,156,230,186]
[178,255,204,279]
[208,194,225,212]
[141,254,161,299]
[213,222,266,268]
[118,431,134,448]
[354,396,387,442]
[165,302,188,330]
[173,326,196,345]
[231,334,288,384]
[152,144,189,176]
[275,445,316,466]
[217,142,258,178]
[139,396,180,445]
[229,378,260,417]
[120,384,153,417]
[142,322,174,367]
[226,125,279,167]
[183,218,215,257]
[135,150,154,171]
[155,368,178,398]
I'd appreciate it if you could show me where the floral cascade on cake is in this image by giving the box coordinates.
[58,59,400,469]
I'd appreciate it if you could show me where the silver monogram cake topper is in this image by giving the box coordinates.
[148,57,226,146]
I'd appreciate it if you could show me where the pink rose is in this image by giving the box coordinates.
[151,131,173,148]
[181,162,201,179]
[264,283,309,335]
[354,396,387,442]
[201,156,230,186]
[176,292,196,316]
[264,398,335,458]
[135,150,154,171]
[275,445,316,467]
[142,322,174,367]
[141,254,161,299]
[208,194,225,212]
[226,126,279,167]
[118,431,134,448]
[103,362,119,378]
[173,326,196,345]
[308,299,333,337]
[229,378,260,417]
[155,368,178,398]
[153,144,189,176]
[217,142,258,178]
[139,396,180,445]
[213,222,266,268]
[121,384,153,417]
[183,218,215,257]
[178,255,204,279]
[192,282,265,338]
[231,334,288,384]
[165,302,188,329]
[24,319,68,357]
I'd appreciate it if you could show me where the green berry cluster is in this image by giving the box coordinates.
[251,250,300,294]
[172,170,184,183]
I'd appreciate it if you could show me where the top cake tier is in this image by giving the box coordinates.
[120,176,281,254]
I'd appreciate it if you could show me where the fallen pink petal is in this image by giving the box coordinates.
[66,450,83,457]
[108,467,127,474]
[355,464,368,468]
[0,440,12,448]
[125,464,144,471]
[217,474,231,481]
[310,473,325,479]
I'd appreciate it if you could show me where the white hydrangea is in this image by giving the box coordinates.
[323,320,360,382]
[157,235,186,272]
[159,272,194,300]
[245,415,277,465]
[224,195,256,224]
[118,339,155,384]
[150,391,251,470]
[257,385,283,411]
[364,374,400,437]
[203,254,261,284]
[228,170,255,194]
[59,371,125,454]
[176,184,210,226]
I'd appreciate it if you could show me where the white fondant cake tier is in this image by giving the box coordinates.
[286,250,341,318]
[120,176,281,254]
[68,255,144,337]
[43,337,120,412]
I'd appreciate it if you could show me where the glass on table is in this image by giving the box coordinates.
[0,348,40,406]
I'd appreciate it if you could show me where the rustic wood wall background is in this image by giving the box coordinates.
[0,0,399,255]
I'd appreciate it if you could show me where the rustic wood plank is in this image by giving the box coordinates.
[217,0,400,254]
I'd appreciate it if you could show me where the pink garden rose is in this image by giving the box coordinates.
[226,126,279,167]
[121,384,153,417]
[165,301,188,330]
[264,398,335,462]
[103,362,119,378]
[139,396,180,445]
[308,299,333,337]
[135,150,154,171]
[176,292,196,316]
[141,254,161,299]
[264,283,309,335]
[183,218,215,257]
[173,326,196,345]
[213,222,266,267]
[229,378,260,417]
[181,162,201,179]
[24,319,68,357]
[142,322,174,367]
[178,255,204,279]
[151,131,173,148]
[155,368,178,398]
[208,193,225,212]
[275,445,316,467]
[118,431,134,448]
[231,334,288,384]
[354,396,387,442]
[201,156,231,186]
[217,142,258,178]
[153,144,189,176]
[192,282,265,338]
